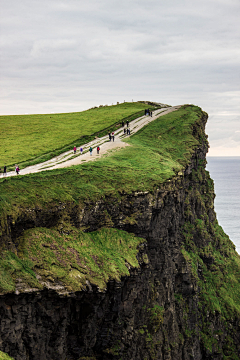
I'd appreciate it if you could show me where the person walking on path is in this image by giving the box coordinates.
[80,147,83,155]
[3,166,7,176]
[89,147,93,156]
[126,120,129,127]
[73,146,77,154]
[108,132,112,141]
[97,146,100,154]
[122,121,124,127]
[112,132,115,142]
[16,166,20,175]
[124,128,126,134]
[128,128,131,135]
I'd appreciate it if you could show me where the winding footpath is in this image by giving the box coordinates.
[2,106,181,178]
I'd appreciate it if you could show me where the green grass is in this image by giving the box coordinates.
[0,351,14,360]
[0,227,145,293]
[0,105,203,217]
[0,102,157,169]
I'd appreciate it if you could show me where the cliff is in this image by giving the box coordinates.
[0,106,240,359]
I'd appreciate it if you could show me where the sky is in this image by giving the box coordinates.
[1,0,240,156]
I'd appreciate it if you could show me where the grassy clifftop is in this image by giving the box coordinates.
[0,105,203,215]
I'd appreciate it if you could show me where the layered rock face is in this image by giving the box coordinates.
[0,114,240,360]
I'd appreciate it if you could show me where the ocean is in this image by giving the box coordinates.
[206,157,240,254]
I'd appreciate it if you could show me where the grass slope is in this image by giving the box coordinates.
[0,102,156,169]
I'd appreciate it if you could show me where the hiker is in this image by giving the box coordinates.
[80,147,83,155]
[3,166,7,176]
[89,147,93,156]
[16,166,20,175]
[97,146,100,154]
[122,121,124,127]
[112,132,115,142]
[126,120,129,127]
[73,146,77,154]
[128,128,131,135]
[108,132,111,141]
[151,111,152,117]
[124,128,126,134]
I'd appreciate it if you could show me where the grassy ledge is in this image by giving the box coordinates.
[0,228,146,293]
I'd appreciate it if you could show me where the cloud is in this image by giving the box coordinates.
[30,39,77,58]
[0,0,240,154]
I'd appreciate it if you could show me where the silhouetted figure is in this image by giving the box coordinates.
[126,120,129,127]
[97,146,100,154]
[109,132,112,141]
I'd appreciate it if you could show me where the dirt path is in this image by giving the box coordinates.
[2,106,181,178]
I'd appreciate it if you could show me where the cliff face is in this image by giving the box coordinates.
[0,112,240,360]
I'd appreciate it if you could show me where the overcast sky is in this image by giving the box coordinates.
[1,0,240,155]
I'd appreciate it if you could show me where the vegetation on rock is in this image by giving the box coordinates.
[0,228,145,293]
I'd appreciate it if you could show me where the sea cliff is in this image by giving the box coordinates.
[0,106,240,359]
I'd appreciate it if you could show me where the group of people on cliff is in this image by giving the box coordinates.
[0,165,20,176]
[72,117,134,158]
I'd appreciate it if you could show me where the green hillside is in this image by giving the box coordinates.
[0,102,156,169]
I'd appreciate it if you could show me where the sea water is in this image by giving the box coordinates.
[206,157,240,254]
